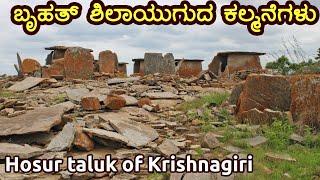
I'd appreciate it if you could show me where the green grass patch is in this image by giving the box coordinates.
[147,172,170,180]
[177,92,230,112]
[52,93,67,105]
[0,90,17,98]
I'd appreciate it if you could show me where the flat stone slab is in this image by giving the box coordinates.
[120,95,138,106]
[46,123,76,152]
[265,152,296,162]
[107,77,140,85]
[8,77,46,92]
[108,117,159,148]
[145,92,180,99]
[157,139,180,157]
[83,128,129,145]
[289,133,304,143]
[0,143,44,159]
[66,88,90,102]
[0,106,64,136]
[244,136,267,147]
[222,145,244,153]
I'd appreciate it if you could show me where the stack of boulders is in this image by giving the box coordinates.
[231,74,320,128]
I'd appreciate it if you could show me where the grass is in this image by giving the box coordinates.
[0,90,17,98]
[147,173,170,180]
[215,119,320,179]
[177,92,230,112]
[51,93,67,105]
[176,91,320,179]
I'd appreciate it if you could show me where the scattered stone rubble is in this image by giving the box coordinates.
[0,46,319,179]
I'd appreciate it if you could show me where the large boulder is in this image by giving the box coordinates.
[290,75,320,128]
[64,47,94,79]
[98,50,118,74]
[237,74,291,114]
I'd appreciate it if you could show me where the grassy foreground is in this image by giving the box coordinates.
[177,92,320,179]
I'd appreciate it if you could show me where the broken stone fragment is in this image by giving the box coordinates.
[289,133,304,143]
[8,77,46,92]
[244,136,267,147]
[137,97,152,108]
[81,96,101,111]
[157,139,180,157]
[104,94,126,110]
[21,58,41,74]
[108,117,159,148]
[42,58,65,79]
[73,127,95,151]
[46,123,76,152]
[0,106,64,136]
[229,82,244,105]
[120,95,138,106]
[0,143,44,159]
[64,47,94,80]
[201,132,220,149]
[98,50,118,74]
[237,108,286,124]
[83,128,129,145]
[66,88,90,103]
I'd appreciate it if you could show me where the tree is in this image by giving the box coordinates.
[266,56,292,75]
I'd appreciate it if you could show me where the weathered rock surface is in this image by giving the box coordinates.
[120,95,138,106]
[0,143,43,159]
[21,58,41,74]
[201,132,220,149]
[104,94,126,110]
[144,53,176,75]
[8,77,45,92]
[66,88,90,103]
[290,75,320,128]
[237,108,286,124]
[244,136,267,147]
[108,118,159,148]
[64,47,94,79]
[46,123,76,152]
[73,127,95,151]
[137,97,152,108]
[99,50,118,74]
[81,96,101,111]
[0,106,64,136]
[229,82,244,105]
[237,74,291,114]
[83,128,129,145]
[42,58,65,78]
[157,139,180,157]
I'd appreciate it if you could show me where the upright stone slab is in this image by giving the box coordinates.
[290,75,320,128]
[144,53,175,75]
[99,50,118,74]
[64,47,94,79]
[21,58,41,74]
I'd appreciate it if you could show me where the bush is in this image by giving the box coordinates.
[266,56,319,75]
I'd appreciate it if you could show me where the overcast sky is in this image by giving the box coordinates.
[0,0,319,75]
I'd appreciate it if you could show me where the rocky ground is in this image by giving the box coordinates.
[0,73,319,180]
